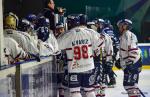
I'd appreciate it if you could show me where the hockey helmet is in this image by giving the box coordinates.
[4,12,19,29]
[36,16,50,28]
[37,27,49,42]
[26,14,37,23]
[117,19,132,30]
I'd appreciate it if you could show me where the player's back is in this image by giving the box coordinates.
[58,26,100,73]
[4,37,27,63]
[4,29,28,52]
[102,33,113,62]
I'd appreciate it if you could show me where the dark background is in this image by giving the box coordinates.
[3,0,150,43]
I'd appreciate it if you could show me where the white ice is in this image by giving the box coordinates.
[106,70,150,97]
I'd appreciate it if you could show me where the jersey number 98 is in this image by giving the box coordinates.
[74,45,89,60]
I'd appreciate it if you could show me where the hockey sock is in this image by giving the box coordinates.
[86,91,96,97]
[70,92,82,97]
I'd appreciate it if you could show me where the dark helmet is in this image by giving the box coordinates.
[96,18,105,25]
[67,14,87,29]
[37,27,49,42]
[67,14,80,29]
[96,18,105,29]
[26,14,37,23]
[79,14,87,25]
[36,16,50,28]
[19,19,33,32]
[104,19,111,26]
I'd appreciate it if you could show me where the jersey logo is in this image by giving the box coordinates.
[70,75,78,81]
[89,75,95,85]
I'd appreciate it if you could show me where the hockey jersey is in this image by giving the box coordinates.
[58,26,103,73]
[4,29,39,55]
[119,30,141,69]
[4,37,28,64]
[47,31,59,53]
[4,29,28,51]
[100,33,113,62]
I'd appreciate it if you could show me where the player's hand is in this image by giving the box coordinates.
[125,61,142,74]
[28,53,41,62]
[104,62,113,74]
[115,58,122,69]
[57,7,66,15]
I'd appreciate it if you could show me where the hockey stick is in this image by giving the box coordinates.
[112,70,117,77]
[138,88,146,97]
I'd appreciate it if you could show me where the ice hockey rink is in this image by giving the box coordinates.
[0,0,150,97]
[106,69,150,97]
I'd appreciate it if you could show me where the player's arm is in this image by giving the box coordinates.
[57,31,69,50]
[104,35,114,73]
[127,33,139,64]
[90,29,104,54]
[105,35,113,62]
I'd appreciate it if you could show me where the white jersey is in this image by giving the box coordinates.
[4,29,28,51]
[19,31,39,54]
[47,31,59,53]
[100,33,113,62]
[38,31,59,56]
[4,37,28,64]
[58,26,103,73]
[38,39,55,56]
[4,29,39,55]
[119,30,141,68]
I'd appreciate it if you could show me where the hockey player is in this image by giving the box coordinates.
[4,12,28,52]
[55,23,65,38]
[36,16,59,55]
[26,14,37,30]
[37,26,55,56]
[26,14,38,38]
[18,18,39,54]
[86,21,97,31]
[4,37,29,64]
[55,23,68,97]
[117,19,142,97]
[18,18,33,33]
[94,18,113,97]
[4,12,40,61]
[3,13,30,64]
[57,14,103,97]
[102,19,119,87]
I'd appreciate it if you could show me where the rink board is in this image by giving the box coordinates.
[0,43,150,97]
[0,56,58,97]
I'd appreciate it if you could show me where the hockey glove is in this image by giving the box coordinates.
[28,53,41,62]
[104,61,113,74]
[115,58,122,69]
[125,60,142,74]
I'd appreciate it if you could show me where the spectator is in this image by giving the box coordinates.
[43,0,65,33]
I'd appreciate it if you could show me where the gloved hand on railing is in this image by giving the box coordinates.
[28,53,41,62]
[115,58,122,69]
